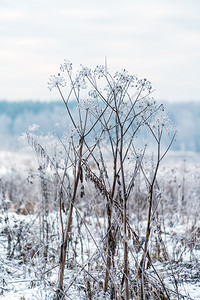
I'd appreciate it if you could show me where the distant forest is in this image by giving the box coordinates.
[0,100,199,152]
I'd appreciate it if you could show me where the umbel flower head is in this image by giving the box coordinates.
[60,59,72,73]
[47,73,66,90]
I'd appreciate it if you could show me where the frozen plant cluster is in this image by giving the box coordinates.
[1,61,199,299]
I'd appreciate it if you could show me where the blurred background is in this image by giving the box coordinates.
[0,0,200,152]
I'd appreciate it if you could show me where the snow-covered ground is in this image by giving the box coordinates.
[0,150,200,299]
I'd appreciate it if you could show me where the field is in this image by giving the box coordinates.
[1,66,200,300]
[0,149,200,299]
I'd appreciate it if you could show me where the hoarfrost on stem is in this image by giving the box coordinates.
[47,74,66,90]
[60,59,73,73]
[94,64,107,78]
[136,78,152,93]
[114,69,138,86]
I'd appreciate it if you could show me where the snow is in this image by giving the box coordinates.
[0,150,200,299]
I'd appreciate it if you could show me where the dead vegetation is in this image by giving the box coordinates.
[0,62,199,299]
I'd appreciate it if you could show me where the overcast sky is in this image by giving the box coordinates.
[0,0,200,102]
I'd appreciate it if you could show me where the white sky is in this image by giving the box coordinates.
[0,0,200,102]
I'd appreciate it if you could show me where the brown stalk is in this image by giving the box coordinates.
[119,126,129,300]
[104,121,119,292]
[56,111,88,299]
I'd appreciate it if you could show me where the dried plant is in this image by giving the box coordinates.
[42,60,176,299]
